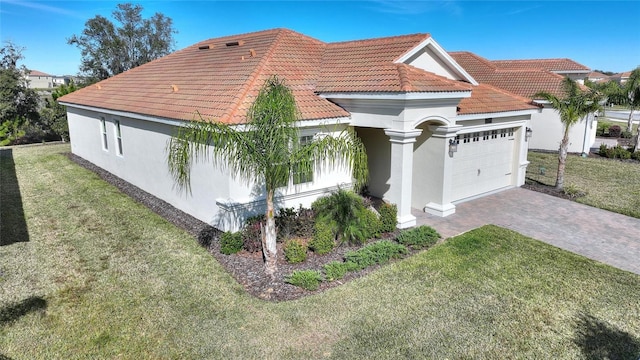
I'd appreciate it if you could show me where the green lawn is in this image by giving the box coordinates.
[1,144,639,359]
[526,151,640,218]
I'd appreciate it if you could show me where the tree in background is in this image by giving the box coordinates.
[68,3,176,82]
[167,76,368,277]
[39,81,79,142]
[535,78,602,191]
[0,42,40,146]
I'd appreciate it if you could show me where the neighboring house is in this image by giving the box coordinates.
[59,28,539,231]
[25,70,54,88]
[24,70,71,88]
[611,71,632,84]
[450,52,596,154]
[588,71,610,83]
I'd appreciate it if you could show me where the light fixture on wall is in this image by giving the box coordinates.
[448,138,458,157]
[525,127,533,142]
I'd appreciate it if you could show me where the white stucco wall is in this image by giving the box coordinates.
[404,46,459,80]
[67,108,354,231]
[528,106,597,153]
[27,75,53,88]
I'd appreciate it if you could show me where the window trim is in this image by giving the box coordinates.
[100,117,108,151]
[292,134,315,185]
[114,119,123,156]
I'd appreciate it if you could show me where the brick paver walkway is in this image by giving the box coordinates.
[414,188,640,275]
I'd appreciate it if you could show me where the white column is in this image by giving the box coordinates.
[423,125,460,217]
[384,129,422,229]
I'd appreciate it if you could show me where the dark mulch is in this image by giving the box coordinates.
[522,182,575,201]
[68,153,408,301]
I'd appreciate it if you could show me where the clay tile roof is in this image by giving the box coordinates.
[492,58,590,72]
[458,83,540,115]
[316,33,467,93]
[60,29,535,123]
[28,70,50,76]
[450,51,578,99]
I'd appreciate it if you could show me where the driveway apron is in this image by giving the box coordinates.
[414,188,640,275]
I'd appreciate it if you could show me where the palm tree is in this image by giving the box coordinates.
[535,77,602,191]
[167,76,368,276]
[623,68,640,151]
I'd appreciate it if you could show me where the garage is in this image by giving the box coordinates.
[451,127,517,202]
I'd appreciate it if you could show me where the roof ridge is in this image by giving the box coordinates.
[476,82,541,105]
[223,29,287,123]
[328,32,429,46]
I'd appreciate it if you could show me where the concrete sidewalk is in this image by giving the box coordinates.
[414,188,640,275]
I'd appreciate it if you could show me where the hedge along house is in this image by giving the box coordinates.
[60,28,539,231]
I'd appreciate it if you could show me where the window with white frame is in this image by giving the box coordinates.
[114,119,123,156]
[292,135,314,184]
[100,117,108,150]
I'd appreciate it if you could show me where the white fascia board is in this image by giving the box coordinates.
[455,109,540,121]
[61,102,351,131]
[394,37,479,86]
[320,91,471,101]
[553,70,590,75]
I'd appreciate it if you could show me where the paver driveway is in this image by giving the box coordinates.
[414,188,640,275]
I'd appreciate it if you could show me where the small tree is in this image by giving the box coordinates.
[535,78,602,190]
[39,81,79,141]
[167,76,368,276]
[623,68,640,151]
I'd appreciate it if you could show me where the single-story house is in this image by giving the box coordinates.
[60,28,539,231]
[450,52,596,154]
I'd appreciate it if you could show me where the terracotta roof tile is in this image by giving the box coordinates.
[60,29,535,123]
[27,70,51,76]
[450,51,576,99]
[459,83,540,115]
[492,58,590,72]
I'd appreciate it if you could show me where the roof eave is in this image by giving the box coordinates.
[319,91,472,101]
[455,108,541,121]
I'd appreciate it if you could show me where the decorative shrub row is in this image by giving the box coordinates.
[285,270,323,291]
[309,220,336,255]
[378,203,398,233]
[396,225,441,250]
[599,144,640,160]
[284,238,307,264]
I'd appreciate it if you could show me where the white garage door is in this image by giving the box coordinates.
[452,128,516,202]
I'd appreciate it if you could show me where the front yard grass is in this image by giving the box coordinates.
[1,144,639,359]
[527,151,640,218]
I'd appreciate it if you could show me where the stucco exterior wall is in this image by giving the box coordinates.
[27,75,53,88]
[68,108,354,231]
[528,107,596,153]
[356,127,391,200]
[405,46,458,80]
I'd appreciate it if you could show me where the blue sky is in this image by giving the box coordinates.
[1,0,639,76]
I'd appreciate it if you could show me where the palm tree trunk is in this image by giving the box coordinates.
[555,132,570,191]
[627,109,634,133]
[261,189,278,277]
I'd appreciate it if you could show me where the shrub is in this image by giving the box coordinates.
[323,261,359,282]
[609,125,622,138]
[241,216,264,253]
[359,207,382,241]
[274,206,316,242]
[612,145,631,159]
[378,203,397,233]
[313,189,378,245]
[632,151,640,161]
[309,220,336,255]
[599,143,609,157]
[563,183,587,199]
[275,207,297,241]
[284,238,307,264]
[396,225,441,250]
[596,121,611,136]
[220,231,243,255]
[286,270,323,291]
[344,240,408,270]
[622,130,633,139]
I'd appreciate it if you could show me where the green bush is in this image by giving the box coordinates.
[632,151,640,161]
[285,270,323,291]
[596,121,611,136]
[313,189,367,245]
[323,261,359,282]
[622,130,633,139]
[220,231,243,255]
[284,238,307,264]
[378,203,397,233]
[359,207,382,240]
[309,220,336,255]
[563,183,587,199]
[344,240,408,270]
[396,225,441,250]
[600,144,632,160]
[599,143,609,156]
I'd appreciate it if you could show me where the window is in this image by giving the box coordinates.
[491,130,498,139]
[472,132,480,142]
[114,120,123,156]
[100,117,108,150]
[462,133,471,143]
[293,135,314,184]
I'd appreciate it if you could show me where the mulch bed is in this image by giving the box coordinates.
[68,153,409,301]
